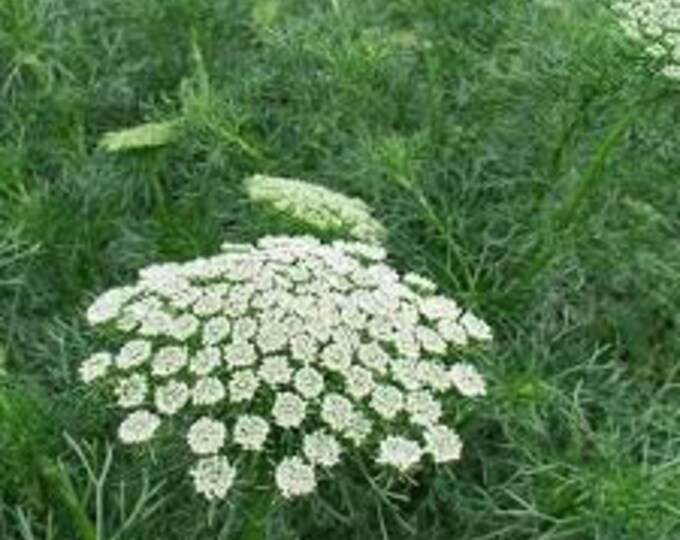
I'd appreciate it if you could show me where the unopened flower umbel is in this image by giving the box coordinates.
[245,175,386,243]
[80,236,491,500]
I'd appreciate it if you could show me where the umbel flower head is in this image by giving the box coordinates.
[80,236,491,500]
[612,0,680,79]
[244,174,386,243]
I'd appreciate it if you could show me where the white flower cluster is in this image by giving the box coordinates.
[80,236,491,500]
[612,0,680,79]
[244,175,386,243]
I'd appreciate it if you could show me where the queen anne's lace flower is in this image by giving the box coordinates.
[79,352,112,383]
[357,342,389,374]
[190,456,237,500]
[275,456,317,498]
[86,286,138,325]
[437,317,469,346]
[370,384,404,420]
[448,363,487,397]
[170,313,200,341]
[189,347,221,376]
[613,0,680,79]
[377,436,423,472]
[418,361,452,393]
[151,346,188,377]
[403,273,436,293]
[459,312,493,342]
[228,370,260,403]
[116,339,152,370]
[406,390,442,426]
[343,365,376,399]
[349,412,374,444]
[272,392,307,428]
[233,415,270,451]
[187,417,226,455]
[115,373,148,408]
[303,430,342,467]
[224,341,257,368]
[258,356,292,387]
[424,425,463,463]
[390,358,422,391]
[202,316,231,345]
[232,317,258,342]
[155,380,190,415]
[293,367,325,399]
[290,333,319,362]
[245,175,386,243]
[80,235,491,500]
[192,377,226,405]
[118,410,161,444]
[321,393,355,433]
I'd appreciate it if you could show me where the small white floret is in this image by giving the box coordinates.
[233,414,270,451]
[272,392,307,429]
[118,410,161,444]
[459,312,493,342]
[116,339,152,370]
[228,370,260,403]
[275,456,316,498]
[258,355,292,387]
[187,417,226,455]
[405,390,442,426]
[190,455,236,500]
[115,373,148,408]
[202,316,231,345]
[320,393,355,432]
[376,435,422,472]
[189,347,222,376]
[151,345,188,377]
[192,377,226,406]
[293,367,325,399]
[449,363,486,397]
[370,385,404,420]
[423,425,462,463]
[79,352,112,383]
[303,430,342,467]
[154,380,190,415]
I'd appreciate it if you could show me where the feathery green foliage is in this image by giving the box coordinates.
[1,0,680,538]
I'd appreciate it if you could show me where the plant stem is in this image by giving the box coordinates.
[39,458,98,540]
[523,89,670,284]
[241,490,273,540]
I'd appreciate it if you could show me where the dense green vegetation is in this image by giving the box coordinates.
[1,0,679,538]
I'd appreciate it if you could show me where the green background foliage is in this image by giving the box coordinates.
[1,0,679,538]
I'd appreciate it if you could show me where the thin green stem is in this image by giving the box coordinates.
[240,489,273,540]
[401,178,473,292]
[39,459,97,540]
[523,89,672,284]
